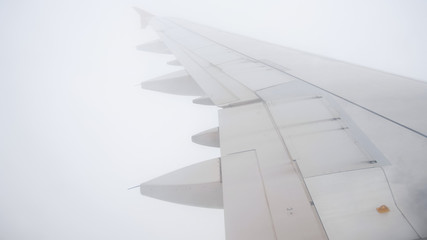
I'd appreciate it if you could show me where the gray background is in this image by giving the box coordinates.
[1,0,426,239]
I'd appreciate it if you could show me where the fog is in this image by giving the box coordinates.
[0,0,426,239]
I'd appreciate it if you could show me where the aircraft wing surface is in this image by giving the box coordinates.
[135,9,427,240]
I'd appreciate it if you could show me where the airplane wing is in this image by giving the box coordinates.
[134,8,427,240]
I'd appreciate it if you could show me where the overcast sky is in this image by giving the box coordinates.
[1,0,426,240]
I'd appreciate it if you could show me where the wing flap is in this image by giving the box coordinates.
[221,151,277,240]
[258,81,389,177]
[306,168,419,240]
[219,102,328,240]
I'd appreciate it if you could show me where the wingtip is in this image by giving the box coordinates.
[133,7,154,28]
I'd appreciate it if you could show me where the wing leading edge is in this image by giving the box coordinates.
[134,8,427,240]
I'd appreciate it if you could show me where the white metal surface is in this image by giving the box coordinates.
[305,168,419,240]
[221,151,276,240]
[141,70,205,96]
[192,96,215,106]
[172,18,427,136]
[152,18,261,106]
[219,103,328,240]
[167,59,181,66]
[135,9,427,239]
[335,96,427,237]
[136,39,171,54]
[192,127,220,148]
[258,81,388,177]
